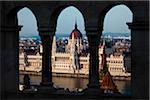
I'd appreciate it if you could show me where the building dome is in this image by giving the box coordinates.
[69,22,82,39]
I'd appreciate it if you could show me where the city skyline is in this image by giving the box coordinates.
[19,25,131,93]
[17,5,132,37]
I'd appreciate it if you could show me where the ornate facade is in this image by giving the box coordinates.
[19,24,130,77]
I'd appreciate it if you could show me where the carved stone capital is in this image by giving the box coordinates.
[38,25,55,36]
[38,26,55,43]
[1,25,22,32]
[85,25,103,33]
[127,22,149,30]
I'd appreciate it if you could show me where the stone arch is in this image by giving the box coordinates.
[98,3,133,96]
[99,3,133,29]
[49,5,86,33]
[5,6,40,91]
[17,7,39,36]
[7,6,39,26]
[51,5,86,90]
[56,6,85,35]
[1,1,149,99]
[102,4,133,34]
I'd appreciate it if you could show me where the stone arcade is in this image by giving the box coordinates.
[0,1,149,99]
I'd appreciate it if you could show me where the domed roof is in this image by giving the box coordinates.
[69,22,82,39]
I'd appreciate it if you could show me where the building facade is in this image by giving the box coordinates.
[19,24,130,77]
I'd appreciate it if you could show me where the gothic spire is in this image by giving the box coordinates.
[101,39,107,73]
[103,38,106,46]
[75,19,77,29]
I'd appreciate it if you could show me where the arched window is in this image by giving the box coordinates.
[101,4,132,95]
[17,7,41,89]
[52,6,88,91]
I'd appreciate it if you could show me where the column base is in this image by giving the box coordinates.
[83,84,103,95]
[40,82,54,86]
[38,82,56,93]
[87,83,100,88]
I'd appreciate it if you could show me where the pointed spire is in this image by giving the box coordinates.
[103,38,105,46]
[52,36,56,53]
[36,51,40,56]
[101,71,118,93]
[75,19,77,29]
[53,35,56,44]
[72,31,75,43]
[101,38,107,71]
[102,39,106,54]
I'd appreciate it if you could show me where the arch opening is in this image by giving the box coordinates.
[17,7,42,91]
[99,4,133,95]
[52,6,89,91]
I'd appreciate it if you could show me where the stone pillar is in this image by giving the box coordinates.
[38,26,55,92]
[1,25,22,96]
[127,22,149,99]
[85,26,103,95]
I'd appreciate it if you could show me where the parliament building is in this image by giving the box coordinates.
[19,23,130,77]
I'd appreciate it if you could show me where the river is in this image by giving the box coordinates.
[19,75,131,95]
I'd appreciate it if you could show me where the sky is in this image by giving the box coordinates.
[17,5,132,37]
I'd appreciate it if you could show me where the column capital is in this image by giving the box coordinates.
[38,25,55,36]
[1,25,22,32]
[39,33,51,37]
[39,33,54,45]
[127,22,149,30]
[85,25,103,33]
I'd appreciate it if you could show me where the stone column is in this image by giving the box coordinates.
[38,26,55,92]
[1,25,22,95]
[85,26,103,95]
[127,22,149,99]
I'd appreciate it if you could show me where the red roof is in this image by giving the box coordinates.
[69,29,82,39]
[101,72,118,92]
[69,23,82,39]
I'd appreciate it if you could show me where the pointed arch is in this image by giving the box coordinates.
[17,7,39,37]
[50,5,86,35]
[99,4,133,95]
[102,4,133,34]
[99,4,133,30]
[55,6,85,36]
[51,5,87,91]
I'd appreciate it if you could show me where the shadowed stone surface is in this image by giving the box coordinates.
[0,1,149,100]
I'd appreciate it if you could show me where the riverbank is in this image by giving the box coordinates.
[19,71,131,81]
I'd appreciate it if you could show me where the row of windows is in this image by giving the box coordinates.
[107,60,123,63]
[109,67,123,71]
[80,60,88,62]
[20,57,124,64]
[55,58,69,61]
[54,65,70,68]
[19,58,42,61]
[29,62,41,66]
